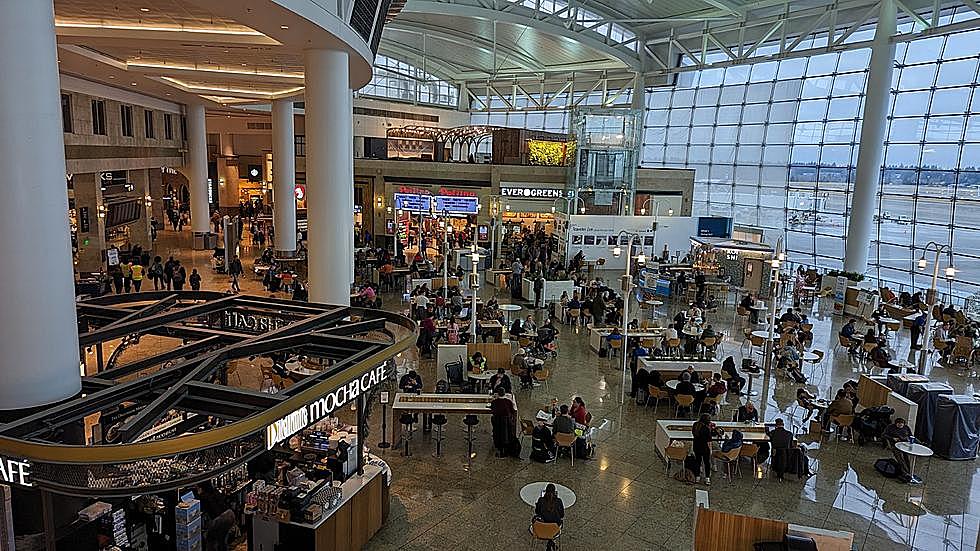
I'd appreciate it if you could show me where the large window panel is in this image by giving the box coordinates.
[898,63,937,90]
[832,72,867,96]
[828,97,863,119]
[772,79,804,101]
[904,35,946,64]
[693,107,717,125]
[936,58,979,87]
[802,76,834,98]
[888,117,927,142]
[925,115,966,142]
[931,87,972,114]
[892,91,931,116]
[797,99,828,121]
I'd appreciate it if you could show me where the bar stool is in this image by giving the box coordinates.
[431,414,448,457]
[463,414,479,466]
[399,413,415,457]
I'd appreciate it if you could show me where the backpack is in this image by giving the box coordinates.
[874,458,900,478]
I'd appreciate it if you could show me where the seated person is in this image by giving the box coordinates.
[712,430,744,461]
[489,368,512,394]
[766,418,812,479]
[468,352,487,373]
[570,397,590,426]
[796,387,823,420]
[552,405,575,434]
[736,401,759,423]
[529,421,556,463]
[839,319,859,353]
[681,365,702,384]
[706,373,728,398]
[721,356,746,393]
[780,307,802,324]
[399,370,423,393]
[778,354,807,384]
[605,328,624,350]
[882,418,916,481]
[871,304,890,333]
[870,344,892,370]
[823,389,855,430]
[675,373,697,415]
[509,318,525,337]
[534,484,565,530]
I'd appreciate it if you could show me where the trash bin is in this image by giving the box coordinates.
[906,382,954,446]
[932,394,980,460]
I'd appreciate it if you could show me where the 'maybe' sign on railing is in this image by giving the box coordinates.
[265,364,388,449]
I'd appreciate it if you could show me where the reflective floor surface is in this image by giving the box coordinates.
[148,229,980,550]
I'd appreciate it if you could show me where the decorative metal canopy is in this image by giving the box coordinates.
[0,291,414,497]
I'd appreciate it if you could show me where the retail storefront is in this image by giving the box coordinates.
[0,293,413,551]
[498,183,569,236]
[383,182,490,256]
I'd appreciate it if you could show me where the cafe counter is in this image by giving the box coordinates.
[247,462,389,551]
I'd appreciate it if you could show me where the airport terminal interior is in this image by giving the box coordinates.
[3,0,980,550]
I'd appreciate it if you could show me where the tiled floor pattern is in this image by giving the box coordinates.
[131,230,980,550]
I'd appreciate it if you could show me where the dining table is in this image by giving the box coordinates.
[665,379,705,393]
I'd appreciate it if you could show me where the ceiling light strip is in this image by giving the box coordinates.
[129,62,304,80]
[56,21,263,36]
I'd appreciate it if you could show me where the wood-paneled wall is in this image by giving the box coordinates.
[694,507,787,551]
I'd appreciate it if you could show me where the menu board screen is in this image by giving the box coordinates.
[434,195,479,214]
[393,193,432,212]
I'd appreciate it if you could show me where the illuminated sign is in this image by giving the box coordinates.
[500,187,566,199]
[266,364,388,449]
[294,185,305,201]
[0,456,32,487]
[393,193,432,212]
[434,195,478,214]
[396,185,478,198]
[222,311,290,333]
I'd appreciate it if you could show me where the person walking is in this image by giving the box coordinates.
[130,262,144,292]
[163,256,176,290]
[228,255,244,293]
[121,261,133,293]
[149,256,164,290]
[189,268,202,291]
[172,261,187,290]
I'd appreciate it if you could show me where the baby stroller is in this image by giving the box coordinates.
[853,405,894,446]
[530,328,559,359]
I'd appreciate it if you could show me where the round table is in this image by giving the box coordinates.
[285,360,321,377]
[802,351,820,362]
[520,482,577,507]
[895,442,933,483]
[467,370,494,392]
[744,370,762,397]
[665,380,705,393]
[751,330,775,340]
[499,303,523,326]
[683,328,703,337]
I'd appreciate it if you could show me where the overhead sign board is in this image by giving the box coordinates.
[434,195,479,214]
[266,364,389,449]
[393,193,432,212]
[500,186,567,199]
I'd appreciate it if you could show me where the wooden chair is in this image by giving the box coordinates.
[529,521,561,550]
[225,361,243,386]
[749,334,766,356]
[715,446,742,482]
[640,338,657,349]
[519,419,535,445]
[260,364,277,392]
[837,334,852,353]
[737,443,761,478]
[862,342,878,362]
[949,336,973,367]
[567,308,580,326]
[699,395,720,417]
[701,337,718,359]
[554,432,577,466]
[675,394,695,418]
[664,444,689,474]
[735,305,750,327]
[647,385,669,411]
[829,414,855,442]
[640,319,651,330]
[608,338,623,361]
[801,323,814,333]
[533,368,551,393]
[666,338,682,357]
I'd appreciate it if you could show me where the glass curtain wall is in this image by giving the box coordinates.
[641,12,980,300]
[358,54,459,107]
[468,89,634,155]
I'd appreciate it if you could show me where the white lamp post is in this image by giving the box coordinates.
[916,241,955,372]
[469,249,480,339]
[639,197,674,260]
[612,230,645,404]
[763,238,785,374]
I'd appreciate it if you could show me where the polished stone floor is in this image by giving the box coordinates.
[144,229,980,550]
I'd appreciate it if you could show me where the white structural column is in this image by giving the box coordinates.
[186,103,211,234]
[272,99,297,253]
[843,0,896,273]
[0,0,81,409]
[304,49,354,304]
